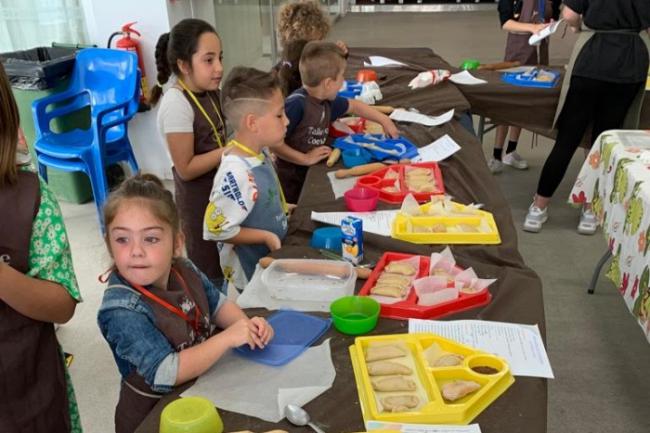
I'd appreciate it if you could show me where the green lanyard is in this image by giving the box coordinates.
[178,79,225,148]
[229,139,289,214]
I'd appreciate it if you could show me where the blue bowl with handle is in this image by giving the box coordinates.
[310,227,342,254]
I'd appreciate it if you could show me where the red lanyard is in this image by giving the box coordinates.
[128,267,203,333]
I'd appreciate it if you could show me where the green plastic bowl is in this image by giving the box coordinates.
[460,58,481,70]
[330,296,380,335]
[160,397,223,433]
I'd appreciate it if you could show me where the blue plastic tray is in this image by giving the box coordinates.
[333,134,419,162]
[501,69,560,88]
[234,310,331,366]
[338,80,363,99]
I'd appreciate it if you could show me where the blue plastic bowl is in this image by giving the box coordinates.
[310,227,342,254]
[342,148,373,168]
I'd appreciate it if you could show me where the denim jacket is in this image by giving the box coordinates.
[97,258,225,393]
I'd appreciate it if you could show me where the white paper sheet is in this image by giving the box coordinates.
[363,55,408,68]
[412,134,461,162]
[390,108,455,127]
[311,210,399,237]
[529,19,564,46]
[366,421,482,433]
[182,341,336,423]
[237,265,334,312]
[449,70,487,86]
[408,319,554,378]
[327,171,359,199]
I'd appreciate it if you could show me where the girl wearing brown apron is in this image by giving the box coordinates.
[525,0,650,234]
[151,19,228,286]
[490,0,561,173]
[0,62,82,433]
[98,174,273,433]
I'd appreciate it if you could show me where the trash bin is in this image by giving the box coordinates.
[1,45,93,204]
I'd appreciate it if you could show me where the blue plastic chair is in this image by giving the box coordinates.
[32,48,140,227]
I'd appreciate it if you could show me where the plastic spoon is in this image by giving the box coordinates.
[284,404,326,433]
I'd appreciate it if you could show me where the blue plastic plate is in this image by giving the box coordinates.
[234,310,331,366]
[501,69,560,88]
[333,134,419,161]
[338,80,363,98]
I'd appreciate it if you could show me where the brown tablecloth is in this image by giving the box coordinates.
[136,48,546,433]
[460,68,650,139]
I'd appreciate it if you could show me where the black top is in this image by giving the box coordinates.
[498,0,561,26]
[565,0,650,83]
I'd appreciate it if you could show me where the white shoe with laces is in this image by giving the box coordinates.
[488,158,504,174]
[523,203,548,233]
[577,207,598,235]
[502,151,529,170]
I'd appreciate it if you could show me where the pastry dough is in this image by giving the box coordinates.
[384,169,400,180]
[384,262,417,276]
[406,168,432,176]
[372,376,417,392]
[371,284,406,298]
[365,343,407,362]
[433,353,464,367]
[441,380,481,401]
[381,395,420,412]
[367,360,413,376]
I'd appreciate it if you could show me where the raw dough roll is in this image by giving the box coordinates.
[372,376,417,392]
[381,395,420,412]
[367,360,413,376]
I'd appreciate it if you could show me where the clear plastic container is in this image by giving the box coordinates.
[261,259,357,302]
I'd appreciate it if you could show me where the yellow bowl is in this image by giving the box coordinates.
[159,397,223,433]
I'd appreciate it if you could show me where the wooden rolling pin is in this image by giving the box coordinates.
[335,162,386,179]
[259,256,372,280]
[326,148,341,167]
[477,60,520,71]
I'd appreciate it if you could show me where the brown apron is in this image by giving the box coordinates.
[504,0,552,65]
[276,93,332,203]
[0,171,71,433]
[173,88,226,283]
[112,260,215,433]
[553,26,650,130]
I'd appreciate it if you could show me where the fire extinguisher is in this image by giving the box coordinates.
[108,22,150,112]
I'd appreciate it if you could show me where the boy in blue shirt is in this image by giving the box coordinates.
[273,41,399,203]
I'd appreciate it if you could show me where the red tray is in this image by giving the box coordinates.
[355,162,444,204]
[358,252,492,320]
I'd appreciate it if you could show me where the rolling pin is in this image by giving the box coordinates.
[477,60,520,71]
[259,256,372,280]
[326,148,341,167]
[335,162,386,179]
[369,105,395,114]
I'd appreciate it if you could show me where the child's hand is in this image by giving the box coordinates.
[223,318,262,349]
[287,203,297,217]
[264,232,282,251]
[249,316,274,346]
[304,146,332,165]
[382,119,400,139]
[530,23,549,35]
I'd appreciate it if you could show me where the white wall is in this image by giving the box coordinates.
[81,0,177,179]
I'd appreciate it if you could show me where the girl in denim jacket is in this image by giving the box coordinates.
[97,174,273,433]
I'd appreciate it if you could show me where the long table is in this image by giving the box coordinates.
[136,48,547,433]
[460,68,650,140]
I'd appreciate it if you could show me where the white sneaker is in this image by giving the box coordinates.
[488,158,504,174]
[577,208,598,235]
[523,203,548,233]
[502,151,529,170]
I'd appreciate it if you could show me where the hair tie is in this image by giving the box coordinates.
[281,60,292,68]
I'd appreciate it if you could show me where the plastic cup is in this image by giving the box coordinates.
[310,227,342,254]
[344,187,379,212]
[460,59,480,70]
[159,397,223,433]
[356,69,378,83]
[330,296,380,335]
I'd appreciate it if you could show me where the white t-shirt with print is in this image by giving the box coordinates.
[203,152,263,290]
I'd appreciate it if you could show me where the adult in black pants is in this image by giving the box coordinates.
[523,0,650,234]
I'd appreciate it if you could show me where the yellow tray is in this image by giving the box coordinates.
[350,333,514,425]
[391,202,501,245]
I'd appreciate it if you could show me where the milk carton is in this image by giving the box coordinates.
[341,216,363,265]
